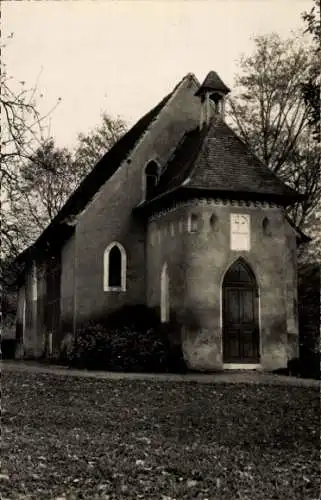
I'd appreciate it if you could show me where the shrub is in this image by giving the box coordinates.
[67,322,112,370]
[107,325,170,373]
[1,339,17,359]
[65,305,187,373]
[286,346,320,380]
[299,344,320,380]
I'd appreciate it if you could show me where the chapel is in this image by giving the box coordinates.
[15,71,302,371]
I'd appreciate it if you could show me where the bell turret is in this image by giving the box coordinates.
[195,71,230,128]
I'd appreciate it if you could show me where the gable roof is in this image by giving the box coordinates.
[41,94,170,232]
[148,118,302,205]
[15,75,193,263]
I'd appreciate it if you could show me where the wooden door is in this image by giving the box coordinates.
[223,259,259,363]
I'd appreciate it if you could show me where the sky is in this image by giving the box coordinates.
[3,0,312,149]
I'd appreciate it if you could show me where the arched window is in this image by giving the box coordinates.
[262,217,271,236]
[210,213,218,231]
[104,242,127,291]
[188,213,199,233]
[160,262,169,323]
[144,160,159,200]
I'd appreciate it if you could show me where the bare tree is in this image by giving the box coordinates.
[1,34,126,273]
[227,33,320,228]
[0,32,64,288]
[1,65,59,265]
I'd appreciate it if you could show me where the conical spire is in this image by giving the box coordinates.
[195,71,230,128]
[195,71,230,97]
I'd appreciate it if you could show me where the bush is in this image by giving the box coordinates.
[299,344,320,380]
[67,322,112,370]
[1,339,17,359]
[65,305,187,373]
[286,346,320,380]
[107,325,170,372]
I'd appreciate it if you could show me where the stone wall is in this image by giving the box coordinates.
[147,199,297,371]
[72,75,201,326]
[21,261,46,357]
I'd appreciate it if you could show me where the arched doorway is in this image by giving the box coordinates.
[222,259,260,363]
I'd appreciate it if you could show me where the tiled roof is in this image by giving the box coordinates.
[153,118,301,203]
[195,71,230,96]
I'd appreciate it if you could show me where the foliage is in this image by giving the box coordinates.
[2,115,127,279]
[18,138,78,229]
[302,0,321,135]
[1,339,17,359]
[299,346,320,379]
[73,112,127,177]
[2,127,127,300]
[109,326,170,373]
[303,0,321,45]
[1,34,126,285]
[2,369,320,499]
[285,349,320,381]
[66,306,186,373]
[227,33,320,228]
[2,138,80,276]
[66,322,112,370]
[299,205,321,264]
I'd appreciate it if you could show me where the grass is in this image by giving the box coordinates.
[2,370,320,500]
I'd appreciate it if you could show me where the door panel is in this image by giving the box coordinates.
[241,289,254,323]
[222,259,260,363]
[223,287,259,362]
[226,289,240,324]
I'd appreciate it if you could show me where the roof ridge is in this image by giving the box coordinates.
[119,73,198,168]
[185,123,213,184]
[15,73,198,259]
[155,127,203,192]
